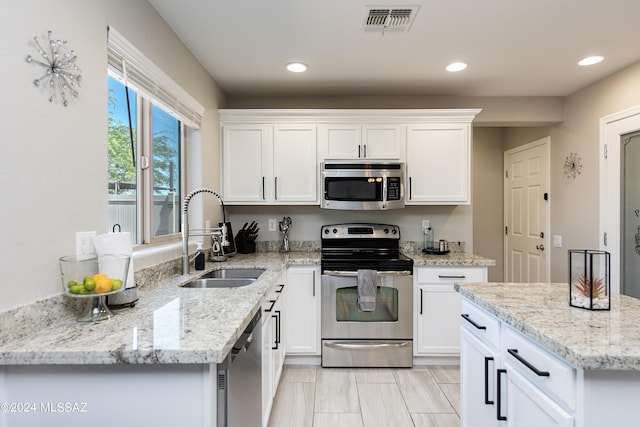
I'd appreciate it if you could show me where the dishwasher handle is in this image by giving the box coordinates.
[322,270,412,277]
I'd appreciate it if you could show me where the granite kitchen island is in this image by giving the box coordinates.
[456,282,640,427]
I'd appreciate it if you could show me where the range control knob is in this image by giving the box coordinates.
[383,228,389,234]
[391,228,398,235]
[324,229,329,235]
[332,228,338,234]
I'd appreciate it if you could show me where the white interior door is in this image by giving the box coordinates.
[600,106,640,292]
[504,138,550,282]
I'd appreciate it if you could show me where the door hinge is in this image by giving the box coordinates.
[604,144,608,159]
[604,232,608,246]
[505,170,509,178]
[544,193,548,201]
[505,226,508,235]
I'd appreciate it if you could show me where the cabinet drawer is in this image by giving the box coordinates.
[502,326,576,410]
[460,299,501,349]
[417,267,486,284]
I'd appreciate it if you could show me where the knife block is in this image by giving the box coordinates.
[234,237,256,254]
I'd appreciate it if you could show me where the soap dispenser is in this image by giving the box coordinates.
[195,242,205,270]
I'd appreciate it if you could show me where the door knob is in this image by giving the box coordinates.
[536,244,545,251]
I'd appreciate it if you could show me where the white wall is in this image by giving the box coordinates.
[0,0,224,311]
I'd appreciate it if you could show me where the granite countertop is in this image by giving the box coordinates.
[0,252,318,366]
[456,282,640,370]
[0,249,490,367]
[407,250,496,267]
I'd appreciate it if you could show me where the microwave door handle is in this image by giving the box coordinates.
[323,270,412,277]
[382,176,387,206]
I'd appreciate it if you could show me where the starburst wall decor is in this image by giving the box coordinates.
[26,30,81,107]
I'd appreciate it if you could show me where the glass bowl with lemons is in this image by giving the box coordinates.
[59,254,130,321]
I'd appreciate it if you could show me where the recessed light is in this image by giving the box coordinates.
[446,62,467,72]
[286,62,308,73]
[578,56,604,66]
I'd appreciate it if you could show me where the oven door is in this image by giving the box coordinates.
[321,270,413,340]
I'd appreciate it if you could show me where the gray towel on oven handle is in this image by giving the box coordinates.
[357,269,378,312]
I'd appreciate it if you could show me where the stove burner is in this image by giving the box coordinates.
[321,223,413,272]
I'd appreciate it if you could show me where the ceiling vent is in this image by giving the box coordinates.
[363,6,419,32]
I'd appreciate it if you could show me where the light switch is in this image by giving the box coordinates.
[553,235,562,248]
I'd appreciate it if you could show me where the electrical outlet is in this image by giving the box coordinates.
[76,231,97,259]
[268,219,277,232]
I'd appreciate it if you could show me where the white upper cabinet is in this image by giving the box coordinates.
[273,125,317,203]
[222,124,270,203]
[220,109,480,205]
[221,122,318,204]
[320,124,404,160]
[406,122,472,204]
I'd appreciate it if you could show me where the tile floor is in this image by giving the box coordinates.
[267,365,461,427]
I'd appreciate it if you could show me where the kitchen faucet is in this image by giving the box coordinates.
[181,187,228,275]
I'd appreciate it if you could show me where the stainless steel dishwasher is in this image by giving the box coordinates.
[217,309,262,427]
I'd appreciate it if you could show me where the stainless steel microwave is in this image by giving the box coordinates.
[321,162,405,210]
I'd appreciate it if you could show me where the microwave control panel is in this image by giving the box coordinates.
[387,177,401,200]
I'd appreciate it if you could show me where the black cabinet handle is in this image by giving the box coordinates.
[265,299,276,312]
[274,177,278,200]
[312,270,316,297]
[484,357,494,405]
[507,349,550,377]
[461,313,487,330]
[439,275,466,279]
[272,310,281,350]
[409,177,412,200]
[262,177,265,200]
[276,284,284,293]
[496,369,507,421]
[419,288,423,314]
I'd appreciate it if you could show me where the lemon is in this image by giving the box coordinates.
[111,279,123,291]
[94,275,113,293]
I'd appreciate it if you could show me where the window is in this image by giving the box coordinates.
[107,77,183,244]
[107,27,204,245]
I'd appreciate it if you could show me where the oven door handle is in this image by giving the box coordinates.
[324,341,412,349]
[322,270,412,277]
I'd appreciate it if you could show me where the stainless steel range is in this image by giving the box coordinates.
[320,223,414,368]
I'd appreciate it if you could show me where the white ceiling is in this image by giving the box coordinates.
[148,0,640,98]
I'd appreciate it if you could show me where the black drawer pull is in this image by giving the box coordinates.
[496,369,507,421]
[438,275,466,279]
[276,284,285,293]
[265,299,276,312]
[484,357,494,405]
[507,348,550,377]
[461,313,487,330]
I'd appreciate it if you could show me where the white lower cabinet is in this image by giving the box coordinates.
[414,267,487,357]
[460,299,576,427]
[503,363,573,427]
[262,279,286,426]
[285,267,320,355]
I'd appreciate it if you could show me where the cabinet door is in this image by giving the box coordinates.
[222,124,271,202]
[461,328,501,427]
[273,125,317,203]
[286,267,320,354]
[321,124,361,159]
[261,308,274,425]
[272,285,286,395]
[415,283,462,355]
[504,364,573,427]
[362,124,404,159]
[406,123,471,204]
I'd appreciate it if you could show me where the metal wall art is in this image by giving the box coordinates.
[26,30,81,107]
[563,152,582,180]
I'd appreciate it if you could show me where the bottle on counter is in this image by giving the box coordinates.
[423,220,434,253]
[195,242,205,270]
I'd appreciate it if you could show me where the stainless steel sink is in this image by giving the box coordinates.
[200,268,266,279]
[181,278,257,288]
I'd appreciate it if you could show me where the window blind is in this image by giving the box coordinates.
[107,27,204,129]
